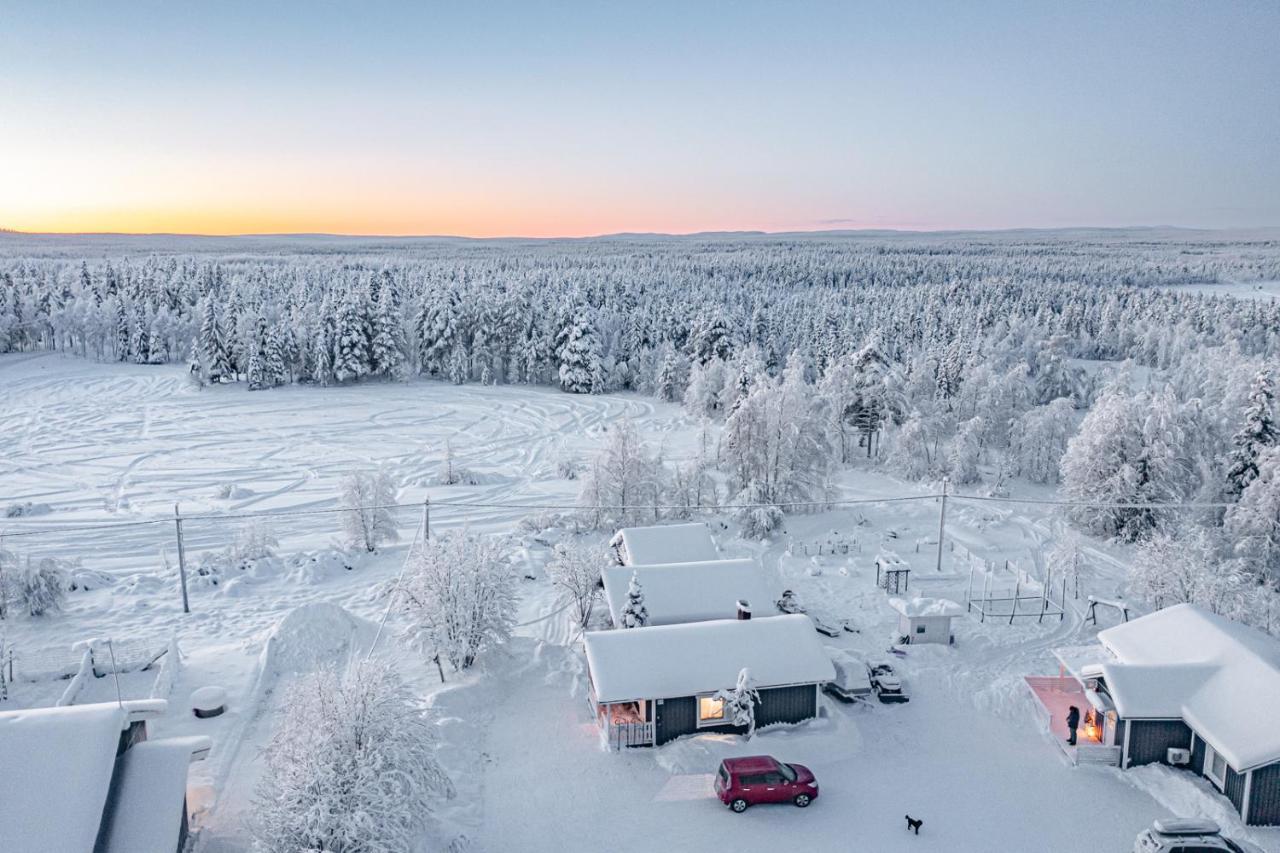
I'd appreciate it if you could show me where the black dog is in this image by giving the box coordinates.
[905,815,923,835]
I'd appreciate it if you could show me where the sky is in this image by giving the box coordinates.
[2,1,1279,237]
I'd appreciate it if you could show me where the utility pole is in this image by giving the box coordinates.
[174,504,190,614]
[935,477,949,572]
[423,497,431,541]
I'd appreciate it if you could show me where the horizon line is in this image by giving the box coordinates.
[5,223,1280,242]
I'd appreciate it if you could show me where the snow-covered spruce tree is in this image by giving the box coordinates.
[1225,447,1280,586]
[400,531,518,670]
[339,469,400,552]
[333,295,370,383]
[653,344,685,403]
[576,420,666,530]
[545,540,605,629]
[692,312,735,365]
[683,356,728,419]
[368,288,405,380]
[1226,371,1277,498]
[620,571,649,628]
[558,311,602,394]
[715,667,761,738]
[8,555,68,617]
[250,660,453,853]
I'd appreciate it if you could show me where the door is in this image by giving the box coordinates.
[760,772,790,803]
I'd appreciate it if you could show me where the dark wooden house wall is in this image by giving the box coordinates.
[1126,720,1192,767]
[1225,764,1248,814]
[654,684,818,746]
[1191,731,1207,775]
[1247,763,1280,826]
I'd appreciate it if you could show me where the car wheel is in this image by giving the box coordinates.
[794,794,811,808]
[730,798,749,813]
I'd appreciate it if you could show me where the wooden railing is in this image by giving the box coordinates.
[607,722,654,750]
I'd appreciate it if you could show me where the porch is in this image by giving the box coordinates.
[1025,676,1121,767]
[592,697,654,750]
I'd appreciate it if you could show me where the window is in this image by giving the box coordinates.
[778,763,797,783]
[697,695,725,726]
[739,774,767,787]
[915,625,926,634]
[1205,744,1228,790]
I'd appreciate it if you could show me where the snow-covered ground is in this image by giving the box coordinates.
[2,352,1277,853]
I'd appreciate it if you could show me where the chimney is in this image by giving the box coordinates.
[736,599,752,620]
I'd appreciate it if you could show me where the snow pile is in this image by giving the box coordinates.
[1099,604,1280,770]
[610,522,718,566]
[583,614,835,703]
[262,602,366,677]
[600,559,772,627]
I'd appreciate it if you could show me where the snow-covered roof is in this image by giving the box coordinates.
[601,559,772,627]
[98,736,211,853]
[1097,604,1280,771]
[888,597,963,618]
[584,614,836,703]
[0,700,167,853]
[609,523,718,566]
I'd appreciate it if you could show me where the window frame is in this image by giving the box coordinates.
[1204,743,1228,791]
[696,693,727,728]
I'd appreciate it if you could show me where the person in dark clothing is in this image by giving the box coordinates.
[1066,705,1081,745]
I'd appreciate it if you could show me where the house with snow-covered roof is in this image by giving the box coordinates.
[1026,604,1280,825]
[583,613,835,749]
[600,558,773,628]
[0,699,211,853]
[609,522,719,567]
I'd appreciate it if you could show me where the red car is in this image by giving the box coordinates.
[714,755,819,813]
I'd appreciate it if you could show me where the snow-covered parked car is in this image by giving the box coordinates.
[869,661,909,703]
[823,652,872,702]
[1133,819,1264,853]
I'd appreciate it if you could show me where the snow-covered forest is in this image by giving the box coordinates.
[3,231,1280,632]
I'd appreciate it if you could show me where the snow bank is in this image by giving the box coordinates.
[261,602,366,677]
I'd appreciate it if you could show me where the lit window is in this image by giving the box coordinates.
[698,695,725,725]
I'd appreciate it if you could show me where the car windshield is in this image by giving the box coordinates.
[779,763,797,782]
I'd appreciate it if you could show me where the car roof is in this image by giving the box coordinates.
[1153,818,1221,836]
[721,756,780,773]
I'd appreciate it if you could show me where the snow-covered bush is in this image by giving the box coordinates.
[946,416,984,485]
[6,556,68,617]
[1128,527,1252,622]
[251,660,453,853]
[735,480,784,540]
[715,667,761,738]
[400,531,518,670]
[340,469,400,552]
[620,571,648,628]
[555,449,581,481]
[545,540,605,629]
[229,519,279,565]
[882,412,933,481]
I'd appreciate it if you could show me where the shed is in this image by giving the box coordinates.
[0,700,210,853]
[609,522,718,566]
[583,614,835,748]
[888,596,962,645]
[600,558,772,627]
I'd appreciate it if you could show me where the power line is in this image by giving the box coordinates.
[0,490,1238,541]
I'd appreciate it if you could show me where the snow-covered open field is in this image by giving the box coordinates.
[3,352,1277,853]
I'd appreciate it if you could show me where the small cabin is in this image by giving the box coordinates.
[600,559,772,627]
[583,614,835,749]
[0,699,211,853]
[609,522,719,567]
[1027,604,1280,825]
[888,597,962,645]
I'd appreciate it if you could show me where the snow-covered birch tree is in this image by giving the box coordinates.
[340,469,400,552]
